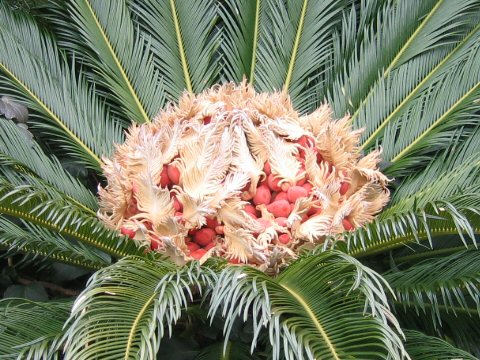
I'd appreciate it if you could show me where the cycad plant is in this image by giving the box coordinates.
[0,0,479,359]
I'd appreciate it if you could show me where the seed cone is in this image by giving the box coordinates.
[98,82,390,271]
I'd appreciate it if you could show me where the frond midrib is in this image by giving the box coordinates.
[361,23,480,149]
[169,0,192,92]
[391,82,480,162]
[350,0,447,124]
[283,0,309,92]
[279,282,340,360]
[249,0,261,83]
[0,60,102,169]
[82,0,151,123]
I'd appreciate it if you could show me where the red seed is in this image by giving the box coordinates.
[274,191,289,202]
[194,228,216,246]
[287,186,308,203]
[264,161,271,175]
[120,227,135,239]
[342,218,354,231]
[267,173,282,192]
[167,164,180,185]
[339,182,350,196]
[206,217,220,229]
[172,196,183,211]
[204,242,216,250]
[253,184,272,205]
[267,200,291,218]
[160,165,170,187]
[296,177,306,186]
[302,183,313,193]
[275,217,288,227]
[187,242,200,252]
[203,116,211,124]
[191,248,207,260]
[278,233,291,244]
[150,234,161,250]
[215,225,224,234]
[188,228,197,236]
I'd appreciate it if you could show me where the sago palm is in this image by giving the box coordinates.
[0,0,479,359]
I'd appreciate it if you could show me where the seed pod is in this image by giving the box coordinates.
[267,200,291,218]
[191,248,207,260]
[253,184,272,205]
[194,228,216,246]
[287,186,308,203]
[278,233,291,244]
[267,173,282,192]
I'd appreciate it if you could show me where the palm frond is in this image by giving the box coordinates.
[403,329,477,360]
[0,3,124,171]
[0,178,146,259]
[128,0,220,100]
[250,0,346,111]
[62,257,214,359]
[0,120,97,211]
[382,43,480,171]
[208,250,406,360]
[329,0,478,121]
[67,0,165,123]
[0,299,70,360]
[0,218,108,270]
[384,250,480,328]
[218,0,259,83]
[359,22,480,153]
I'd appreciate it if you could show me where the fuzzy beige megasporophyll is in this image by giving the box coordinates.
[98,82,390,270]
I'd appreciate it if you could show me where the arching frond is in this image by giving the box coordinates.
[403,329,477,360]
[209,251,406,360]
[128,0,220,100]
[0,178,146,259]
[385,250,480,328]
[0,217,108,270]
[0,120,97,211]
[63,257,215,359]
[0,299,70,360]
[0,3,124,171]
[67,0,165,123]
[251,0,347,111]
[218,0,259,83]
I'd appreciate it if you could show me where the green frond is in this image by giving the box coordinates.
[346,159,480,256]
[384,250,480,328]
[194,341,257,360]
[62,257,214,359]
[399,305,480,357]
[0,4,124,171]
[251,0,346,110]
[0,120,97,211]
[0,218,108,270]
[359,23,480,152]
[128,0,220,99]
[328,0,479,122]
[382,45,480,170]
[0,178,146,259]
[0,299,71,360]
[218,0,259,83]
[208,251,406,360]
[403,329,477,360]
[67,0,165,123]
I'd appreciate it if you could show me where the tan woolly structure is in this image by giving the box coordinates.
[98,82,390,271]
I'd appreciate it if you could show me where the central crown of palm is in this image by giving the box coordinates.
[99,83,389,268]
